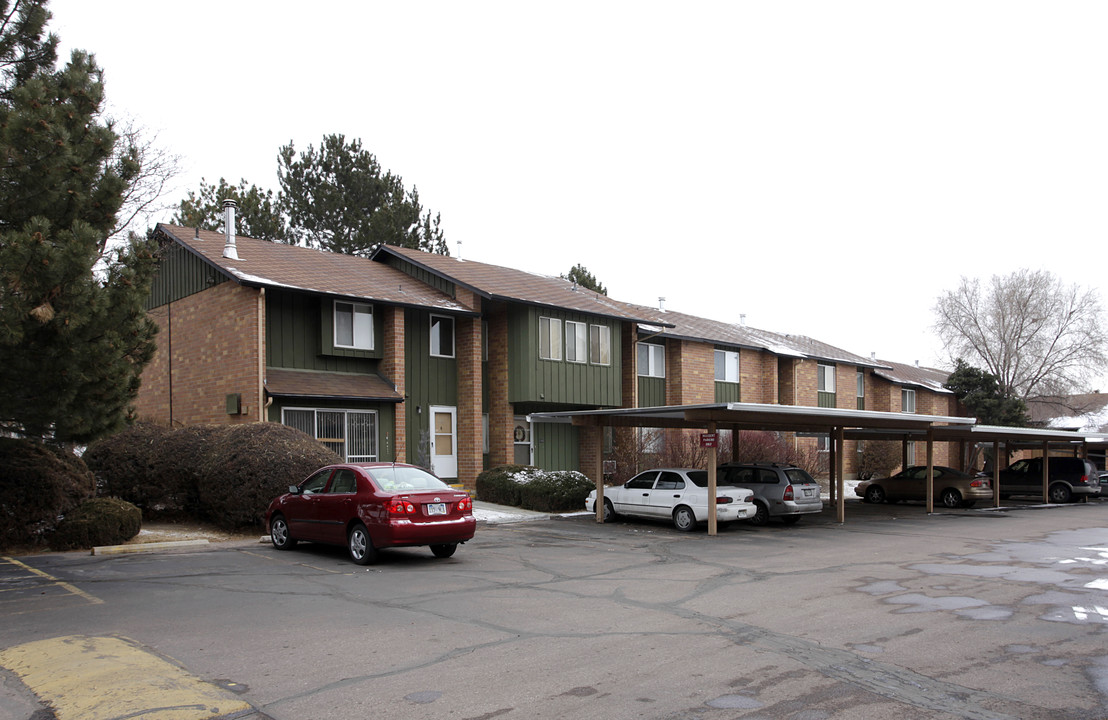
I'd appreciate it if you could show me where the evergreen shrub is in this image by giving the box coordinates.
[476,465,593,512]
[49,497,141,551]
[0,438,96,548]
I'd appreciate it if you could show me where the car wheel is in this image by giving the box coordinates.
[430,543,457,558]
[748,502,770,527]
[940,488,963,508]
[672,505,697,532]
[348,523,378,565]
[600,498,617,523]
[269,514,297,550]
[781,514,800,526]
[864,485,886,504]
[1049,483,1073,504]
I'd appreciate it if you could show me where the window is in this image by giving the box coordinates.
[282,408,378,462]
[566,321,587,363]
[334,301,373,350]
[817,363,836,392]
[638,342,665,377]
[902,388,917,413]
[856,371,865,398]
[589,324,611,365]
[715,350,739,382]
[430,315,455,357]
[539,316,562,360]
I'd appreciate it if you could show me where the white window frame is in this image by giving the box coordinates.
[638,342,665,378]
[539,316,562,360]
[857,371,865,399]
[281,407,378,462]
[589,324,611,366]
[430,314,455,358]
[565,320,587,364]
[715,349,739,383]
[333,300,374,350]
[817,363,836,393]
[902,388,917,413]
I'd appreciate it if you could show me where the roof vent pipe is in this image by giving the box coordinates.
[658,297,666,312]
[222,199,239,260]
[456,240,462,261]
[739,313,746,327]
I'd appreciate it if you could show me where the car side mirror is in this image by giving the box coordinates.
[289,485,301,495]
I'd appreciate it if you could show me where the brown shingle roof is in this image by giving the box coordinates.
[264,368,402,402]
[157,225,476,315]
[873,359,953,393]
[373,245,670,324]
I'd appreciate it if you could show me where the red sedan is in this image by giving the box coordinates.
[267,463,476,564]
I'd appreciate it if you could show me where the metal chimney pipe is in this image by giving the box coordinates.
[658,297,666,312]
[222,199,240,260]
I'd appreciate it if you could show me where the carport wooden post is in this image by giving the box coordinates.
[707,422,718,536]
[1042,441,1050,504]
[828,433,837,505]
[992,440,1001,507]
[835,426,845,523]
[925,428,935,513]
[590,423,604,523]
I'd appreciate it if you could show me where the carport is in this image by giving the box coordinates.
[530,403,1108,535]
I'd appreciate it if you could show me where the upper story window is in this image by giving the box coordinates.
[539,316,562,360]
[902,388,917,413]
[430,315,455,358]
[817,363,836,393]
[334,301,374,350]
[566,321,587,363]
[715,349,739,383]
[589,324,611,366]
[638,342,665,378]
[856,371,865,398]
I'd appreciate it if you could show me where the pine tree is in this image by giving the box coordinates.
[0,1,159,444]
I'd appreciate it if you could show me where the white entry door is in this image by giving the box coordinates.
[429,405,457,479]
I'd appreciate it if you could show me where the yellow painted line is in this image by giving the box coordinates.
[0,635,253,720]
[91,539,210,555]
[1,557,103,605]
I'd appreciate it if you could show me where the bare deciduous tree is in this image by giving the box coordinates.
[933,269,1108,400]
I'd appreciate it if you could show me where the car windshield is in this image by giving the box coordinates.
[369,465,451,492]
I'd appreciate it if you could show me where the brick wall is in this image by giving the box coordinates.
[621,324,638,408]
[135,282,263,426]
[665,340,714,405]
[486,306,513,467]
[381,305,406,461]
[740,349,778,404]
[456,313,483,491]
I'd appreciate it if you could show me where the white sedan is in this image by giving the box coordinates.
[585,468,754,531]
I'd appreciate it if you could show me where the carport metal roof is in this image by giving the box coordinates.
[530,403,1108,533]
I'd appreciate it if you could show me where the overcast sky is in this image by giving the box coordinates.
[51,1,1108,387]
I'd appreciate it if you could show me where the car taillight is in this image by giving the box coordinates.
[716,496,733,504]
[971,478,989,488]
[457,497,472,512]
[1078,475,1090,485]
[783,485,794,501]
[388,499,416,515]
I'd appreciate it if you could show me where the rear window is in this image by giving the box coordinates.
[687,470,708,487]
[784,468,817,485]
[369,465,452,492]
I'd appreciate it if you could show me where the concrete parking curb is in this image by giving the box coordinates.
[91,539,210,556]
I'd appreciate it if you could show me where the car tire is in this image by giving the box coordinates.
[348,523,378,565]
[1048,483,1073,504]
[940,488,963,509]
[864,485,886,504]
[269,514,297,550]
[430,543,457,558]
[601,498,617,523]
[781,515,800,526]
[748,502,770,527]
[672,505,697,532]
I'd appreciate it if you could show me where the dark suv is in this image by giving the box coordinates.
[717,462,823,526]
[993,457,1101,503]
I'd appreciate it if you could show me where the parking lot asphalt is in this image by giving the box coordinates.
[3,497,1108,720]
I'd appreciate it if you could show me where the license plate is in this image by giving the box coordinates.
[427,503,447,515]
[803,489,813,497]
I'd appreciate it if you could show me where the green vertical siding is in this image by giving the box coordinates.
[266,290,380,373]
[403,308,458,464]
[380,256,455,296]
[147,242,226,308]
[507,306,622,406]
[818,391,837,408]
[638,377,666,407]
[715,382,741,403]
[533,422,579,471]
